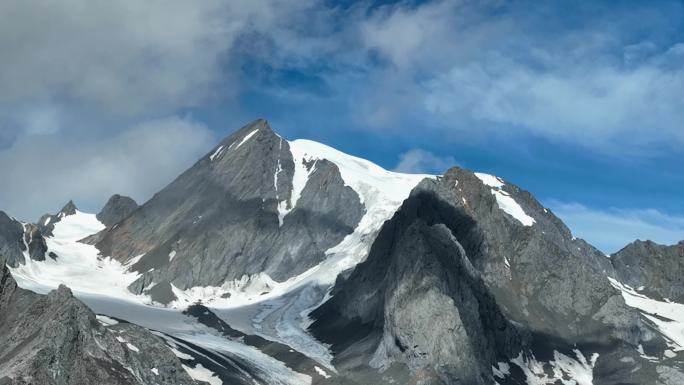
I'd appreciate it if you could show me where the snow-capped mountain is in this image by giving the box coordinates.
[90,119,428,305]
[1,119,683,385]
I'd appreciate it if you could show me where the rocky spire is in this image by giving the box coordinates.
[97,194,139,227]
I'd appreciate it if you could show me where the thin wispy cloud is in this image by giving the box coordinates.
[394,149,457,174]
[548,201,684,254]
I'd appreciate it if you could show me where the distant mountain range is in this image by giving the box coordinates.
[1,119,682,385]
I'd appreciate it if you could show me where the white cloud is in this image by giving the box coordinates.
[360,1,456,70]
[0,116,215,221]
[394,149,457,174]
[547,201,684,254]
[422,55,684,150]
[0,0,238,118]
[341,1,684,152]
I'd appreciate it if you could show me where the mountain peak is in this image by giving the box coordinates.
[219,118,274,144]
[612,238,684,302]
[59,200,78,216]
[97,194,139,227]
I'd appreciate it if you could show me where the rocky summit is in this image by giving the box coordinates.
[1,119,682,385]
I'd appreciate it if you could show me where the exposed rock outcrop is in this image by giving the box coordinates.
[0,265,199,385]
[97,194,139,227]
[0,211,48,267]
[612,240,684,302]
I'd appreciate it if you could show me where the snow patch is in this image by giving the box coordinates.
[126,342,140,352]
[169,250,176,262]
[609,277,684,351]
[492,362,510,378]
[182,363,222,385]
[475,172,504,188]
[209,145,224,161]
[476,172,535,226]
[234,129,259,150]
[493,190,536,226]
[275,138,284,189]
[96,315,119,326]
[170,347,194,360]
[277,142,317,225]
[506,350,599,385]
[314,366,331,379]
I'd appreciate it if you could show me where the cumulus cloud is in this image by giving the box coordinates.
[0,116,215,221]
[394,149,457,174]
[547,201,684,254]
[360,1,456,70]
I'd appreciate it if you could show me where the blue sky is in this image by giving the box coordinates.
[0,0,682,253]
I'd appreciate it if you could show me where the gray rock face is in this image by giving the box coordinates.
[311,167,658,384]
[22,223,48,262]
[0,211,25,266]
[312,191,527,385]
[0,211,47,267]
[97,195,139,227]
[0,265,199,385]
[612,240,684,302]
[95,119,365,298]
[414,169,639,344]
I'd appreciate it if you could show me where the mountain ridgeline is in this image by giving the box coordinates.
[1,119,683,385]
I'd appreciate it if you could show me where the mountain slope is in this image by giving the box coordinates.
[0,265,199,385]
